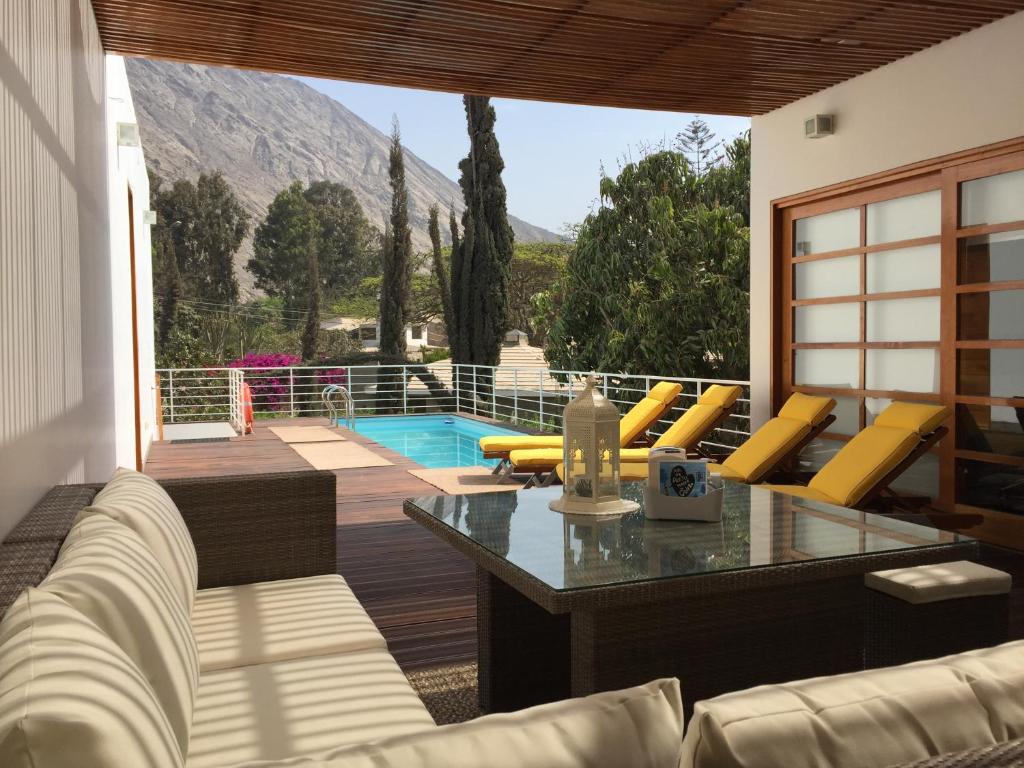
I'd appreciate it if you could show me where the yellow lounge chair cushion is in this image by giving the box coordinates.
[480,381,682,455]
[619,381,683,446]
[719,416,809,483]
[808,425,920,507]
[874,402,949,435]
[508,447,564,470]
[778,392,836,426]
[651,403,722,449]
[762,484,839,505]
[479,434,564,454]
[697,384,742,409]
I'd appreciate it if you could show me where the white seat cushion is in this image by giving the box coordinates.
[83,467,198,614]
[0,589,183,768]
[192,574,387,672]
[679,641,1024,768]
[230,678,685,768]
[866,560,1012,604]
[187,649,434,768]
[42,514,199,756]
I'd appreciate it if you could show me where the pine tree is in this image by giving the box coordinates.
[451,95,514,368]
[428,204,455,346]
[379,117,413,357]
[675,117,723,177]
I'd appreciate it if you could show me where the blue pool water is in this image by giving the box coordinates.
[349,415,522,468]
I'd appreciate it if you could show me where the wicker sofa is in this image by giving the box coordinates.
[0,469,685,768]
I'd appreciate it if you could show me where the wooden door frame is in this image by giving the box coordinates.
[128,185,143,471]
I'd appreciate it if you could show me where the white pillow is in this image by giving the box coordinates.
[44,515,200,756]
[225,678,685,768]
[84,467,198,614]
[0,589,184,768]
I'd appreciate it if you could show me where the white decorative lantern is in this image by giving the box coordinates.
[549,375,639,515]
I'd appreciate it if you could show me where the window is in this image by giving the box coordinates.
[775,145,1024,515]
[410,325,424,340]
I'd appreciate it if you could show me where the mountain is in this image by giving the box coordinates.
[125,59,560,293]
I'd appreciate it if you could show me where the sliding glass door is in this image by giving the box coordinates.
[776,145,1024,515]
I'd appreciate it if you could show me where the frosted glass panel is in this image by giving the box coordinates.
[794,208,859,256]
[830,396,861,436]
[866,189,940,245]
[866,296,940,342]
[867,244,940,293]
[794,255,859,299]
[961,169,1024,227]
[794,350,859,388]
[794,303,860,343]
[958,290,1024,340]
[958,348,1024,398]
[866,349,940,393]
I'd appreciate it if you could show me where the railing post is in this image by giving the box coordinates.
[472,366,477,416]
[513,368,518,424]
[289,368,295,417]
[168,370,175,424]
[403,365,408,415]
[538,369,544,428]
[492,366,497,420]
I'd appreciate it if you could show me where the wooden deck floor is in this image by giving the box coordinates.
[146,417,476,671]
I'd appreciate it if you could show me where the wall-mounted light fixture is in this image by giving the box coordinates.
[117,122,140,147]
[804,114,834,139]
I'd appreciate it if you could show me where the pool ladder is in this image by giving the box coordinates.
[322,385,355,431]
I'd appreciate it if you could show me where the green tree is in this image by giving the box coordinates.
[449,95,514,368]
[249,181,379,318]
[703,131,751,225]
[428,204,455,341]
[150,170,248,350]
[379,118,413,356]
[545,147,749,380]
[507,242,570,343]
[675,117,723,177]
[301,234,322,362]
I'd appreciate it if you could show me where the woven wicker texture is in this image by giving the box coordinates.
[3,486,96,543]
[406,663,481,725]
[0,539,63,618]
[895,738,1024,768]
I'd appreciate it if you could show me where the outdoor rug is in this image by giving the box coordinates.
[408,467,524,495]
[406,662,481,725]
[269,425,346,443]
[290,441,393,470]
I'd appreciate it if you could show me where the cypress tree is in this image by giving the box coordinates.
[451,95,514,368]
[428,204,455,348]
[379,117,413,357]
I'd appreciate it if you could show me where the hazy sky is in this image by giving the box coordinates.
[297,77,750,236]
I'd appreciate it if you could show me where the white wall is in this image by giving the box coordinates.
[0,2,156,540]
[748,10,1024,427]
[106,55,156,467]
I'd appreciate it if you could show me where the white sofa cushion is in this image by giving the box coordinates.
[678,642,1024,768]
[187,648,435,768]
[83,467,198,614]
[192,574,387,672]
[42,514,200,755]
[865,560,1011,604]
[0,588,183,768]
[224,678,685,768]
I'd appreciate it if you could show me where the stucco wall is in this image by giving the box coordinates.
[0,2,155,540]
[748,10,1024,428]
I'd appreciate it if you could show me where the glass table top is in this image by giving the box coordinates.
[407,481,972,591]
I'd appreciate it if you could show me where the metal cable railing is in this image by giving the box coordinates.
[155,364,751,448]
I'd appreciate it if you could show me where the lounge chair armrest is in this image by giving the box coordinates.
[157,470,336,589]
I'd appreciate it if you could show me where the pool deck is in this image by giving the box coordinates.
[146,416,477,671]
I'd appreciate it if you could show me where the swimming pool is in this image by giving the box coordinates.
[350,415,523,468]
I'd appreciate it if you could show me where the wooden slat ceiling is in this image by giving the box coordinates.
[91,1,1024,115]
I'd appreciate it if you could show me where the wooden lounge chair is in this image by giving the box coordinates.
[479,380,683,471]
[611,391,837,484]
[513,384,743,485]
[763,401,951,511]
